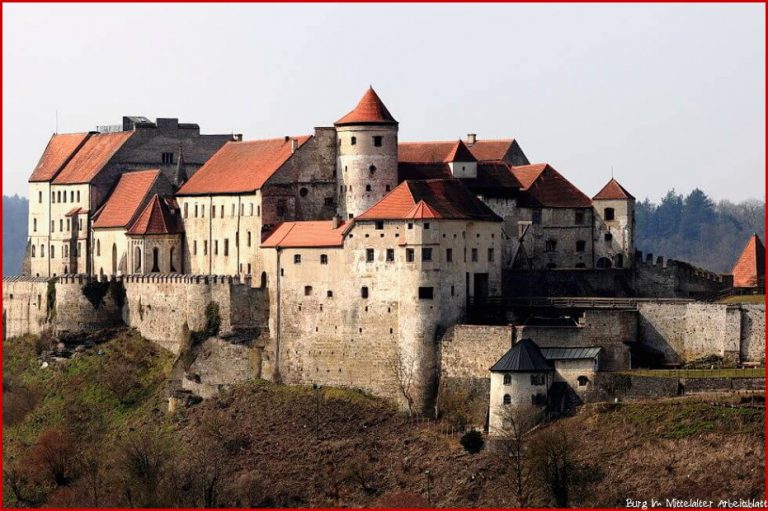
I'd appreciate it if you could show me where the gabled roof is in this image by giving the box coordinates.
[91,169,160,229]
[399,139,518,163]
[127,195,183,236]
[510,163,592,208]
[28,132,91,182]
[261,220,347,248]
[398,161,522,198]
[176,136,311,196]
[593,178,635,200]
[490,339,553,372]
[52,131,134,184]
[357,179,502,222]
[731,234,766,288]
[64,207,82,217]
[446,140,477,162]
[335,87,397,126]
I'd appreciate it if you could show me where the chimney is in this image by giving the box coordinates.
[232,133,243,142]
[332,214,341,229]
[290,138,299,154]
[467,133,477,145]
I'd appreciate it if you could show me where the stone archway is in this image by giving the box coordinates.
[596,257,613,269]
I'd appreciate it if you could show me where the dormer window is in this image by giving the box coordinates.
[162,152,174,164]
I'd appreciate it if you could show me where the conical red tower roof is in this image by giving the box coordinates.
[731,234,765,288]
[335,87,398,126]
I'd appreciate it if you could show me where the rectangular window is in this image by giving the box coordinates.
[277,199,287,217]
[39,191,42,203]
[366,248,374,262]
[373,135,382,147]
[249,203,254,216]
[33,219,37,232]
[224,239,229,256]
[63,192,66,203]
[214,240,219,255]
[386,249,394,262]
[257,205,261,217]
[204,240,208,255]
[488,248,494,262]
[77,243,81,257]
[51,220,55,232]
[406,248,415,262]
[76,191,80,202]
[604,208,615,221]
[471,248,478,262]
[212,205,216,218]
[446,248,452,262]
[193,240,197,255]
[70,191,74,202]
[320,254,328,265]
[531,374,546,386]
[231,204,235,217]
[66,219,70,231]
[247,231,252,247]
[418,287,434,300]
[51,245,55,258]
[422,248,432,261]
[375,221,384,230]
[351,136,357,146]
[59,219,63,231]
[361,286,368,298]
[195,204,198,218]
[79,219,82,230]
[161,152,174,164]
[304,286,312,296]
[294,254,301,264]
[184,203,188,218]
[545,239,557,252]
[532,209,542,225]
[324,197,334,207]
[424,222,430,230]
[240,203,244,216]
[604,232,613,242]
[407,223,413,230]
[220,205,224,217]
[576,240,586,252]
[575,210,585,225]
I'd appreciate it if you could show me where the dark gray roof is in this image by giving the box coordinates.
[540,347,601,360]
[490,339,553,373]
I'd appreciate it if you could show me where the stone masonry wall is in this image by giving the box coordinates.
[3,277,50,338]
[637,302,764,366]
[123,274,269,354]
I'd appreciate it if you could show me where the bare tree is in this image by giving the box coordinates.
[386,347,418,416]
[496,405,539,508]
[530,427,576,508]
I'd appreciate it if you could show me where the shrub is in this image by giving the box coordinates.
[460,429,484,454]
[2,380,38,426]
[28,427,78,487]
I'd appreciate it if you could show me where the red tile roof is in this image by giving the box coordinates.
[127,195,183,236]
[446,140,476,162]
[176,136,310,196]
[399,139,516,163]
[335,87,397,126]
[466,139,517,162]
[91,169,160,228]
[261,220,347,248]
[357,179,501,222]
[28,132,91,182]
[731,235,766,288]
[52,131,134,184]
[64,207,82,217]
[593,178,635,200]
[398,161,522,198]
[510,163,592,208]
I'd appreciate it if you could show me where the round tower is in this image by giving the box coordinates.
[334,87,399,219]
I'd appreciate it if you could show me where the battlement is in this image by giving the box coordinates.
[634,250,728,284]
[122,273,253,286]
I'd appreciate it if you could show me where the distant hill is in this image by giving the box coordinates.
[635,189,765,274]
[3,195,28,276]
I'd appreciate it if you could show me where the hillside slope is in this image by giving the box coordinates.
[3,333,764,507]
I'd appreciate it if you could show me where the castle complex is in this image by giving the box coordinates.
[8,88,763,418]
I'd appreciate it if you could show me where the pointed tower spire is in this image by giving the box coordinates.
[175,141,187,187]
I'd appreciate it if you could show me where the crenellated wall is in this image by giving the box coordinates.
[122,274,269,354]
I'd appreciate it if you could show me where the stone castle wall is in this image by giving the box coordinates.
[3,276,50,338]
[638,302,765,366]
[122,274,269,354]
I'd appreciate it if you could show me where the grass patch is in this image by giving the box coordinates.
[718,294,765,304]
[619,368,765,378]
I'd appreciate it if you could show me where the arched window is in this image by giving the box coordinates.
[135,247,142,272]
[40,244,45,257]
[596,257,613,269]
[503,394,511,405]
[503,374,512,385]
[170,247,176,272]
[260,272,268,288]
[151,247,160,272]
[32,245,36,257]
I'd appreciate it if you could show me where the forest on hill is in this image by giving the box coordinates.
[2,189,765,275]
[635,189,765,273]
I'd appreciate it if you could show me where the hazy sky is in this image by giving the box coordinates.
[3,3,765,202]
